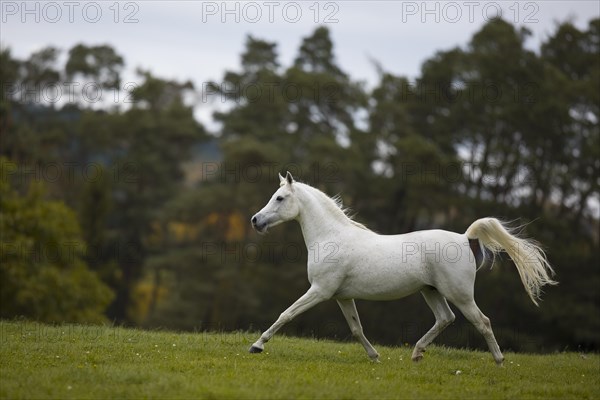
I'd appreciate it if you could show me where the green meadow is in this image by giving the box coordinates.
[1,321,598,399]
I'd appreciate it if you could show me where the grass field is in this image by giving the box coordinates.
[0,321,598,399]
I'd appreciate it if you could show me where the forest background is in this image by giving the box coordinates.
[1,17,598,352]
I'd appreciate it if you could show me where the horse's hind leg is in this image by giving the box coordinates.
[337,299,380,361]
[453,299,504,365]
[412,287,456,362]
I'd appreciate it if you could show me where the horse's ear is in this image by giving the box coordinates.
[278,172,285,185]
[285,171,294,185]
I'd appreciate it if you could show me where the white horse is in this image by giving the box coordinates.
[249,172,556,364]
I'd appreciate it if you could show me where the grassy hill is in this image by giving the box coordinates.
[1,321,598,399]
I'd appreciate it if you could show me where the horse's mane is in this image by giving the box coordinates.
[296,182,369,231]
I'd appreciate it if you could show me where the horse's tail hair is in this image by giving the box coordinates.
[465,217,557,306]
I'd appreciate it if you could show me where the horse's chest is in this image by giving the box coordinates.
[306,261,345,287]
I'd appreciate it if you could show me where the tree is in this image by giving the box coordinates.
[20,47,61,90]
[105,70,207,321]
[541,19,600,224]
[286,27,366,154]
[210,35,289,143]
[0,47,21,107]
[66,44,124,91]
[0,159,114,323]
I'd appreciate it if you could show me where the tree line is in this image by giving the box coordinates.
[1,18,598,352]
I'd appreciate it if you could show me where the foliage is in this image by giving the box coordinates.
[65,44,124,91]
[0,166,113,323]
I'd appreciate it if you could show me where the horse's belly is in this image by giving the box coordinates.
[333,266,425,301]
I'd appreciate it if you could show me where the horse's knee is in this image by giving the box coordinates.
[480,315,492,332]
[436,311,455,329]
[474,316,495,339]
[482,315,491,328]
[442,311,456,326]
[278,312,292,325]
[350,326,363,338]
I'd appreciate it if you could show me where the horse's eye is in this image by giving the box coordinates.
[276,196,284,202]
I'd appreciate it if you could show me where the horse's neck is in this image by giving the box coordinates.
[296,186,351,246]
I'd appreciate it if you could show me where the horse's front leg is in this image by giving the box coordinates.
[337,299,380,361]
[249,286,328,354]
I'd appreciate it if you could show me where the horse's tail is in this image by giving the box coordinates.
[465,217,557,306]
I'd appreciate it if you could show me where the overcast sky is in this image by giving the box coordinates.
[2,0,599,128]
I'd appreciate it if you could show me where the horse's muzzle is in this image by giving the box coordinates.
[251,214,267,233]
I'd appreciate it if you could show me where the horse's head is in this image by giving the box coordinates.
[251,171,300,234]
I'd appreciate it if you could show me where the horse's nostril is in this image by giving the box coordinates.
[251,216,257,224]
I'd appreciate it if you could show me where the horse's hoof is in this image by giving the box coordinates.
[412,354,424,362]
[249,345,263,354]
